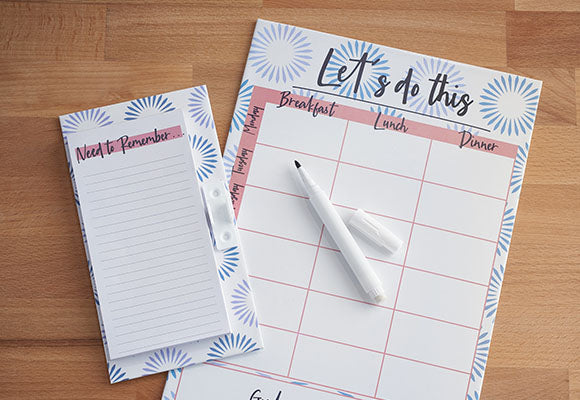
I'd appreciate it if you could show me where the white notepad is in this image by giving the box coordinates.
[66,110,231,360]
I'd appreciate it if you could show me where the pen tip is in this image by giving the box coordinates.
[294,160,301,169]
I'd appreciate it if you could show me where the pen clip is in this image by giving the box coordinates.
[202,180,236,250]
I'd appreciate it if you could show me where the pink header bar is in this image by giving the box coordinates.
[75,125,183,163]
[256,87,518,159]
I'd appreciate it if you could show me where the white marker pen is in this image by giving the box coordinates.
[294,160,385,303]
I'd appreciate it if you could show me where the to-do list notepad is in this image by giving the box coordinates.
[164,21,541,400]
[66,110,230,360]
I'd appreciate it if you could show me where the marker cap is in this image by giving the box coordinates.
[348,209,403,254]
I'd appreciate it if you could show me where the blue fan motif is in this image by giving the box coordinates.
[189,134,218,182]
[188,86,215,129]
[485,264,505,321]
[108,363,127,383]
[510,142,529,194]
[207,333,258,359]
[124,95,176,121]
[88,260,99,306]
[231,280,258,327]
[68,161,80,205]
[217,246,240,280]
[249,23,312,83]
[467,390,480,400]
[230,80,253,133]
[370,105,403,119]
[480,75,539,135]
[497,208,515,256]
[470,332,490,382]
[336,390,354,398]
[223,144,238,184]
[163,391,176,400]
[322,40,389,100]
[291,87,325,101]
[446,123,481,137]
[166,368,182,381]
[61,108,113,134]
[408,57,465,117]
[142,348,193,373]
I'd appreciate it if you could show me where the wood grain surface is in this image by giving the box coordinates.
[0,1,578,399]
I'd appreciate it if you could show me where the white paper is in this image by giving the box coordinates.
[67,110,230,360]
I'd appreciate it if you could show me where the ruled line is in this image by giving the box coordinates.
[84,154,184,178]
[103,248,207,271]
[116,311,220,337]
[105,259,206,279]
[108,271,209,295]
[100,240,204,262]
[88,180,190,204]
[91,187,191,212]
[87,161,186,185]
[111,292,215,312]
[101,230,199,252]
[116,326,223,355]
[95,213,197,237]
[94,206,196,229]
[113,302,217,327]
[95,195,194,219]
[98,224,199,246]
[108,283,213,304]
[87,171,187,194]
[112,299,215,321]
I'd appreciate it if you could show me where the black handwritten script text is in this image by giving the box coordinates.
[458,130,499,152]
[277,91,337,118]
[250,388,282,400]
[317,48,474,117]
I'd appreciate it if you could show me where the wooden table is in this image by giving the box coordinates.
[0,1,578,399]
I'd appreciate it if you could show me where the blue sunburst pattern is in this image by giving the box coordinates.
[207,333,258,360]
[446,123,482,137]
[510,142,529,194]
[88,260,99,306]
[142,348,193,373]
[61,108,113,134]
[323,40,389,100]
[370,105,403,119]
[188,86,215,129]
[480,75,539,135]
[217,246,240,280]
[291,88,325,101]
[230,80,253,133]
[189,134,218,182]
[485,264,505,321]
[163,391,176,400]
[231,280,258,327]
[124,95,176,121]
[249,23,312,83]
[497,208,515,256]
[223,143,238,184]
[470,332,490,382]
[408,57,465,117]
[467,390,480,400]
[108,363,127,383]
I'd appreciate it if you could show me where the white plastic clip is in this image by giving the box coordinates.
[202,180,236,250]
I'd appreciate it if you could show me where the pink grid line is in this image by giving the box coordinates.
[462,157,516,400]
[287,121,350,377]
[242,227,491,288]
[255,141,508,202]
[250,274,480,331]
[374,139,433,397]
[243,182,499,244]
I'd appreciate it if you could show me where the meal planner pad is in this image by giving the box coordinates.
[163,20,541,400]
